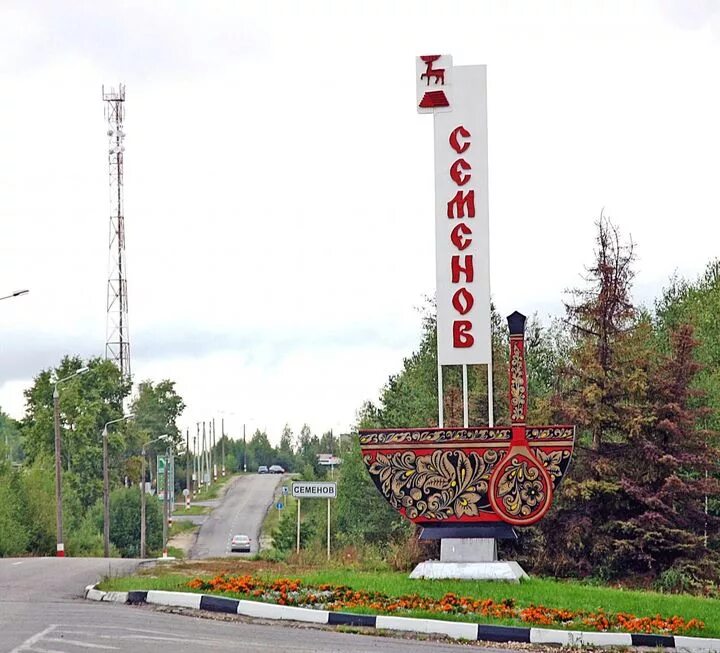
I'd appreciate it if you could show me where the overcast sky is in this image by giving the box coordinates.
[1,1,719,443]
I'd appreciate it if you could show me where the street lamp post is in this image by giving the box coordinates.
[0,289,29,302]
[221,418,225,477]
[243,423,247,473]
[102,414,134,557]
[162,442,172,558]
[140,434,168,558]
[53,365,89,557]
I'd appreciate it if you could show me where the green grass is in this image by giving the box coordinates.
[98,566,720,637]
[168,519,197,537]
[173,504,209,516]
[195,473,237,500]
[260,493,294,542]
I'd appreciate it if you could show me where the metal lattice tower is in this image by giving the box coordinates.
[103,84,131,380]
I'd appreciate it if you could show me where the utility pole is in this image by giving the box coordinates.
[103,428,110,557]
[243,423,247,473]
[53,388,64,557]
[102,414,133,557]
[202,421,208,487]
[140,446,146,558]
[212,418,217,481]
[162,447,169,558]
[221,417,226,476]
[53,366,90,558]
[186,428,191,504]
[195,422,200,493]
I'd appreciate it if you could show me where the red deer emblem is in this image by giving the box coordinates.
[420,55,445,86]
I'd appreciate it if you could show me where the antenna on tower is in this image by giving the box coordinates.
[103,83,131,381]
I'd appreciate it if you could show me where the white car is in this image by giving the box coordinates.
[230,534,251,553]
[269,465,285,474]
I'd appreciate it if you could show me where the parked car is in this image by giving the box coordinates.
[269,465,285,474]
[257,465,268,474]
[230,534,251,553]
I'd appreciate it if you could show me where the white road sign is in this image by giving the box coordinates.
[291,481,337,499]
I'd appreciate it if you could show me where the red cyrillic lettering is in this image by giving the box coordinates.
[452,288,474,315]
[453,320,474,347]
[449,126,471,154]
[447,190,475,218]
[451,223,473,250]
[451,255,474,283]
[450,159,471,186]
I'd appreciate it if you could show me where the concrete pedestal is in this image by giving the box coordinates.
[410,560,528,582]
[410,537,528,582]
[441,538,497,562]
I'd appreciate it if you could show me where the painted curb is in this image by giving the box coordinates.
[84,585,720,650]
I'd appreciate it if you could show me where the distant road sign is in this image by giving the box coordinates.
[281,486,289,495]
[276,502,284,510]
[291,481,337,499]
[182,488,190,497]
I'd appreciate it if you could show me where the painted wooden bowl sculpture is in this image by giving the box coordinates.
[359,312,574,530]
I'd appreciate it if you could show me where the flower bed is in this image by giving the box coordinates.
[186,574,704,635]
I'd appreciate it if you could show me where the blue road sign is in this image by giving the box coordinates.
[276,502,284,510]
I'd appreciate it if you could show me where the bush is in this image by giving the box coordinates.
[108,487,163,557]
[272,509,315,552]
[0,468,30,556]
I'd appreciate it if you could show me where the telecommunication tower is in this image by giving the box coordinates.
[103,84,131,380]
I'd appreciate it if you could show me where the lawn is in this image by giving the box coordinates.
[194,472,238,500]
[172,503,209,516]
[98,562,720,638]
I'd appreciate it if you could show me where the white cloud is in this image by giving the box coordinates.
[1,1,719,440]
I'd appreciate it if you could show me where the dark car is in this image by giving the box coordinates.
[269,465,285,474]
[230,534,251,553]
[257,465,268,474]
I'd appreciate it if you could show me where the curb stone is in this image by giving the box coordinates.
[84,585,720,651]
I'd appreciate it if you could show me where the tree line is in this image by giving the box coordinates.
[330,216,720,591]
[0,362,184,557]
[0,356,345,557]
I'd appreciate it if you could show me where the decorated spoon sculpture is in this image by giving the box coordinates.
[488,311,554,525]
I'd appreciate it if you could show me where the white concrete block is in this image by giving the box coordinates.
[376,615,477,640]
[85,588,105,602]
[237,600,329,624]
[675,636,720,652]
[530,628,631,647]
[146,590,202,609]
[102,591,128,603]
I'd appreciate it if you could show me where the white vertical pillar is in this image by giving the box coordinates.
[462,364,469,428]
[437,362,444,428]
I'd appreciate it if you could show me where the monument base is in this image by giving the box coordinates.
[440,537,497,562]
[409,560,528,582]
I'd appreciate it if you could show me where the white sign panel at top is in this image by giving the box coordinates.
[416,55,453,113]
[291,481,337,499]
[421,58,491,365]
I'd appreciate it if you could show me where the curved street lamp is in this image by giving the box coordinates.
[53,366,90,557]
[140,434,169,558]
[102,413,134,557]
[0,289,29,302]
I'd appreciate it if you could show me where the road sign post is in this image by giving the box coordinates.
[291,482,336,559]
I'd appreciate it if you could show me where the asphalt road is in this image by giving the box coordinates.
[191,473,284,558]
[0,558,505,652]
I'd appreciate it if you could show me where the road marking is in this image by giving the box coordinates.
[9,624,57,653]
[44,638,117,650]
